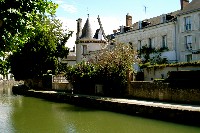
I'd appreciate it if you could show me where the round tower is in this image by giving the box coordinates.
[76,15,107,63]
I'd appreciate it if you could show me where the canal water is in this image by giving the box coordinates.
[0,83,200,133]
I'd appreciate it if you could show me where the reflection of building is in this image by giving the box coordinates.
[75,15,107,63]
[114,0,200,63]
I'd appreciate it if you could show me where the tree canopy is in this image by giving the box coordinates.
[0,0,57,50]
[0,0,73,78]
[0,0,58,75]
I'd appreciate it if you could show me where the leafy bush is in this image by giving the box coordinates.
[65,43,140,96]
[65,62,96,94]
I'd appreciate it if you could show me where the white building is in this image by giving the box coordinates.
[114,0,200,63]
[75,15,107,63]
[176,0,200,62]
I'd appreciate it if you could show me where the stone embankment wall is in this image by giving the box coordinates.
[12,87,200,127]
[129,81,200,104]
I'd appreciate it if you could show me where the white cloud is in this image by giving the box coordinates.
[61,4,77,13]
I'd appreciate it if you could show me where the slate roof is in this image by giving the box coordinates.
[131,0,200,30]
[81,17,93,39]
[93,29,100,39]
[131,10,180,31]
[128,0,200,31]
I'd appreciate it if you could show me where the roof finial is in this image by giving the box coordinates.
[87,14,89,18]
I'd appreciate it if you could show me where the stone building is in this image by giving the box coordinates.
[176,0,200,62]
[114,0,200,63]
[75,15,107,63]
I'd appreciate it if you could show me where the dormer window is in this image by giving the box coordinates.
[138,21,150,29]
[166,14,174,21]
[184,16,191,31]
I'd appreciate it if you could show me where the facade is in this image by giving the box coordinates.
[176,0,200,62]
[75,15,107,63]
[114,0,200,63]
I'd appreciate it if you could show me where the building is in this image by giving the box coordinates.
[75,15,107,63]
[114,0,200,63]
[176,0,200,62]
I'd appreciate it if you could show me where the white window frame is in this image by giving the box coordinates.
[185,35,192,50]
[184,16,191,31]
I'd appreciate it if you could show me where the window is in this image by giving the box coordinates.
[185,35,192,50]
[138,40,142,51]
[184,16,191,31]
[186,54,192,62]
[82,45,87,55]
[162,35,167,48]
[149,38,155,48]
[149,38,152,48]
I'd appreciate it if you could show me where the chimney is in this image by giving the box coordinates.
[76,18,82,40]
[113,30,117,34]
[126,13,132,27]
[180,0,189,10]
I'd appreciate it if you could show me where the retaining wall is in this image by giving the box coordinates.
[12,86,200,127]
[129,81,200,104]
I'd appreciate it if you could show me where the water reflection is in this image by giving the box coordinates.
[0,84,200,133]
[0,83,16,133]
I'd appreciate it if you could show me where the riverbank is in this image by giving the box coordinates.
[12,85,200,127]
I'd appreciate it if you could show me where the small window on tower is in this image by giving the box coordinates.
[82,45,87,55]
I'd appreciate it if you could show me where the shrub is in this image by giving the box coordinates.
[65,43,140,96]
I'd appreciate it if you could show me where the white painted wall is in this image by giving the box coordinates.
[76,41,107,63]
[144,66,200,81]
[177,10,200,62]
[115,22,177,62]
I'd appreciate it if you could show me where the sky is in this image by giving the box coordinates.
[52,0,192,49]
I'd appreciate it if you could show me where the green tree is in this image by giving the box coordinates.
[8,16,73,80]
[65,43,140,96]
[0,0,58,75]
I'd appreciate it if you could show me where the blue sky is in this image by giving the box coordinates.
[52,0,192,49]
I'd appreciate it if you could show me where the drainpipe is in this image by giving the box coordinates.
[174,20,178,71]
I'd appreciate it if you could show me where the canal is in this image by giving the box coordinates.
[0,83,200,133]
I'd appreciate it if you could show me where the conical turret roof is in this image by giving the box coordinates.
[81,15,93,39]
